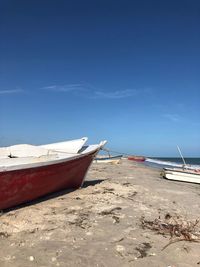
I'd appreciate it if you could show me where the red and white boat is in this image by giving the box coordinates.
[0,139,106,210]
[128,155,146,162]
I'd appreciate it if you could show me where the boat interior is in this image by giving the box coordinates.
[0,142,106,171]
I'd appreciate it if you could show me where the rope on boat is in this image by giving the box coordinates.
[49,147,131,158]
[46,149,78,155]
[100,147,131,157]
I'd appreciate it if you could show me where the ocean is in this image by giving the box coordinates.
[144,157,200,169]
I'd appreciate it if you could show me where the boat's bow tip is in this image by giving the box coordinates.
[99,140,107,147]
[81,137,88,141]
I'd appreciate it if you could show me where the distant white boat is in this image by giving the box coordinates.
[94,155,123,164]
[162,168,200,184]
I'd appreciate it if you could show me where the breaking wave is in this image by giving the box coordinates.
[145,158,200,170]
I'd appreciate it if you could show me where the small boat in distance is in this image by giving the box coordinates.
[162,167,200,184]
[94,155,123,164]
[0,139,106,210]
[128,155,146,162]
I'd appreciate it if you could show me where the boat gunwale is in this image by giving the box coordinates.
[0,141,106,173]
[164,168,200,176]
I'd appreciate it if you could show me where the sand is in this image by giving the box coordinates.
[0,159,200,267]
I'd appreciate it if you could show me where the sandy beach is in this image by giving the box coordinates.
[0,159,200,267]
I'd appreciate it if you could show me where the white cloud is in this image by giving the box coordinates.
[41,84,86,92]
[41,83,148,100]
[0,89,24,94]
[92,89,139,99]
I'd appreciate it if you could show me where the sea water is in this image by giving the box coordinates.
[145,157,200,169]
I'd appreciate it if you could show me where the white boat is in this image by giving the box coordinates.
[0,137,88,159]
[94,155,123,164]
[162,168,200,184]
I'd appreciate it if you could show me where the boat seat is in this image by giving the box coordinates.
[9,144,51,157]
[0,144,51,158]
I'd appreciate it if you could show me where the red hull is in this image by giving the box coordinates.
[0,151,96,210]
[128,156,145,162]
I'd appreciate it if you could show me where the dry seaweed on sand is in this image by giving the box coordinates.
[135,242,152,258]
[140,213,200,250]
[0,231,10,238]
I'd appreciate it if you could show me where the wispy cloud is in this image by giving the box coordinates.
[163,113,182,122]
[41,83,148,100]
[92,89,139,99]
[0,89,24,95]
[41,84,87,93]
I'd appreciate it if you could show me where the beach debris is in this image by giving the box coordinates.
[97,205,123,224]
[115,245,126,257]
[98,206,122,216]
[66,212,89,229]
[135,242,152,258]
[0,231,10,238]
[111,236,124,243]
[140,214,200,250]
[29,256,35,261]
[112,214,120,224]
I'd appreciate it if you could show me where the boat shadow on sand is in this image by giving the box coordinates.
[3,179,105,213]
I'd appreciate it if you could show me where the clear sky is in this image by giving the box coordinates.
[0,0,200,157]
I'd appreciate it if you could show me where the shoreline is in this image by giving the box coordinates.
[0,159,200,266]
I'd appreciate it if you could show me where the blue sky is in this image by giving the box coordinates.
[0,0,200,157]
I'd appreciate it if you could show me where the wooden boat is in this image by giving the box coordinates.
[0,140,106,210]
[0,137,88,159]
[162,167,200,184]
[94,155,123,163]
[127,155,145,162]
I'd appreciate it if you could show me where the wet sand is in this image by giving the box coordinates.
[0,159,200,267]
